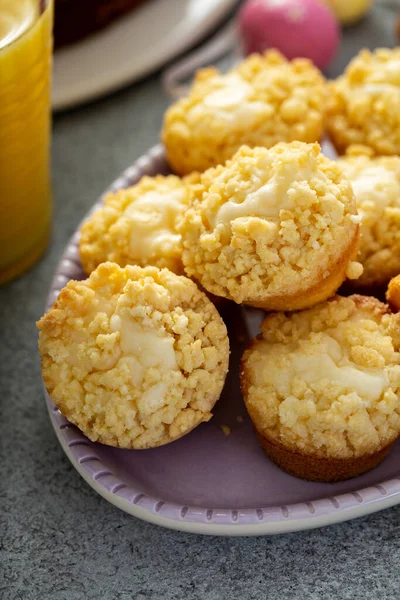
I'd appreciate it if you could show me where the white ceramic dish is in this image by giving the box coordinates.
[52,0,239,111]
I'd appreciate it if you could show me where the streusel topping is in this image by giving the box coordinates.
[162,50,326,175]
[338,150,400,287]
[242,295,400,458]
[37,263,229,449]
[327,48,400,155]
[180,142,360,304]
[79,175,198,275]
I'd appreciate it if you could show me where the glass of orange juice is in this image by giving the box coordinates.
[0,0,53,284]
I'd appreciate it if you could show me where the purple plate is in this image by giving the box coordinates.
[45,144,400,535]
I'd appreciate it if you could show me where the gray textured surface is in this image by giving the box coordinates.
[2,3,400,599]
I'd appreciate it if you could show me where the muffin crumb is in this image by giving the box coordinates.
[346,261,363,280]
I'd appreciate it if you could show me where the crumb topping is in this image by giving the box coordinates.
[338,151,400,286]
[242,295,400,458]
[162,50,327,175]
[180,142,360,304]
[221,425,231,436]
[37,263,229,449]
[327,48,400,155]
[79,175,197,275]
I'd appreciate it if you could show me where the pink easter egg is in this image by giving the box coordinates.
[238,0,340,71]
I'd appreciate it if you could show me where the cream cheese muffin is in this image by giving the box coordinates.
[338,149,400,289]
[387,274,400,313]
[79,174,198,276]
[37,262,229,449]
[162,50,327,175]
[180,142,361,311]
[326,48,400,156]
[241,295,400,481]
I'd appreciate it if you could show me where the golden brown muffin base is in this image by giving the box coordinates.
[387,275,400,313]
[247,226,360,311]
[256,432,394,482]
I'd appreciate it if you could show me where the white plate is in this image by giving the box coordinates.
[52,0,239,111]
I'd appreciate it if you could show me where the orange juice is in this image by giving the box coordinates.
[0,0,53,284]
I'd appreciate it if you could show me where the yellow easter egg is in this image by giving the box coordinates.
[321,0,372,24]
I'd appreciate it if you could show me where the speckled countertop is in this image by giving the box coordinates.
[2,4,400,599]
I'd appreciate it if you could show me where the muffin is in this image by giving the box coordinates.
[162,50,327,175]
[337,149,400,289]
[387,274,400,313]
[241,295,400,482]
[326,48,400,156]
[79,174,198,275]
[37,262,229,449]
[180,141,362,311]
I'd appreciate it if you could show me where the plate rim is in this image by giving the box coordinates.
[52,0,239,112]
[44,144,400,536]
[46,398,400,536]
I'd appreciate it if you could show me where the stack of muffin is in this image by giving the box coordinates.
[38,48,400,482]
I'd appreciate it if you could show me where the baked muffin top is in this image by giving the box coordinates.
[180,142,361,306]
[80,175,198,275]
[162,50,326,175]
[37,263,229,449]
[242,295,400,459]
[338,149,400,287]
[326,48,400,155]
